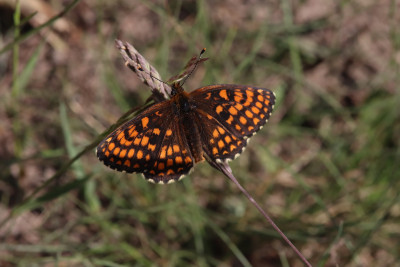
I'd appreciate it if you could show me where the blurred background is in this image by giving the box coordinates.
[1,0,400,266]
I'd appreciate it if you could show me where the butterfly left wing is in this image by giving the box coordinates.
[97,100,195,184]
[189,84,275,162]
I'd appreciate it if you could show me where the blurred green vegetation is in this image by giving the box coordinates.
[0,1,399,266]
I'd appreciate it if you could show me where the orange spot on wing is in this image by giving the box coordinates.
[108,143,115,151]
[116,160,122,165]
[228,106,238,115]
[225,136,232,143]
[160,146,167,159]
[217,126,225,134]
[176,156,183,164]
[255,102,263,109]
[153,128,161,135]
[120,137,127,145]
[167,169,175,175]
[141,136,149,146]
[117,132,125,141]
[124,160,130,167]
[141,117,149,128]
[105,151,110,157]
[239,116,247,125]
[234,103,243,110]
[134,138,141,145]
[128,149,135,158]
[113,147,120,156]
[133,163,140,168]
[213,129,219,138]
[230,144,237,151]
[125,140,132,146]
[129,127,138,138]
[246,90,254,97]
[158,163,165,170]
[264,100,270,106]
[148,144,156,151]
[243,98,253,106]
[167,159,173,167]
[216,105,223,114]
[205,92,211,100]
[253,118,260,125]
[226,115,234,124]
[184,156,192,164]
[173,145,180,153]
[245,110,253,118]
[145,154,150,161]
[248,126,254,131]
[119,149,127,158]
[218,140,224,149]
[212,147,218,155]
[235,92,243,98]
[167,146,173,156]
[257,95,264,102]
[219,90,229,100]
[251,106,260,114]
[137,150,143,159]
[166,129,172,136]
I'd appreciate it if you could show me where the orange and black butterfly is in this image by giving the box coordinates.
[97,48,275,184]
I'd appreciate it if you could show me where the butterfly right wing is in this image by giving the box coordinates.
[189,84,275,162]
[96,100,194,184]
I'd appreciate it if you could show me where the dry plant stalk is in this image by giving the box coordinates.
[115,40,171,102]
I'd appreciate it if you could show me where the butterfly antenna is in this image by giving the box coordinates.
[181,48,206,86]
[136,64,167,85]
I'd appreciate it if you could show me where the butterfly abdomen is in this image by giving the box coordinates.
[174,92,205,163]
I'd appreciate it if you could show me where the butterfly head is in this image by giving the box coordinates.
[167,48,208,97]
[171,82,185,96]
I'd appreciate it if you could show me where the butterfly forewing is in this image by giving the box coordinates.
[189,84,275,162]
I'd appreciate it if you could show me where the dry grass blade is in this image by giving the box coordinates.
[207,158,313,267]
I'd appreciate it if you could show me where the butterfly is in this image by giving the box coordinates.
[97,48,275,184]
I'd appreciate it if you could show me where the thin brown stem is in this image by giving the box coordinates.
[208,159,313,267]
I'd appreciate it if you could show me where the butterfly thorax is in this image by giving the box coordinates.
[171,89,205,163]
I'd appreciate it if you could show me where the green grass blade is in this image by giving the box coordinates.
[0,0,81,55]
